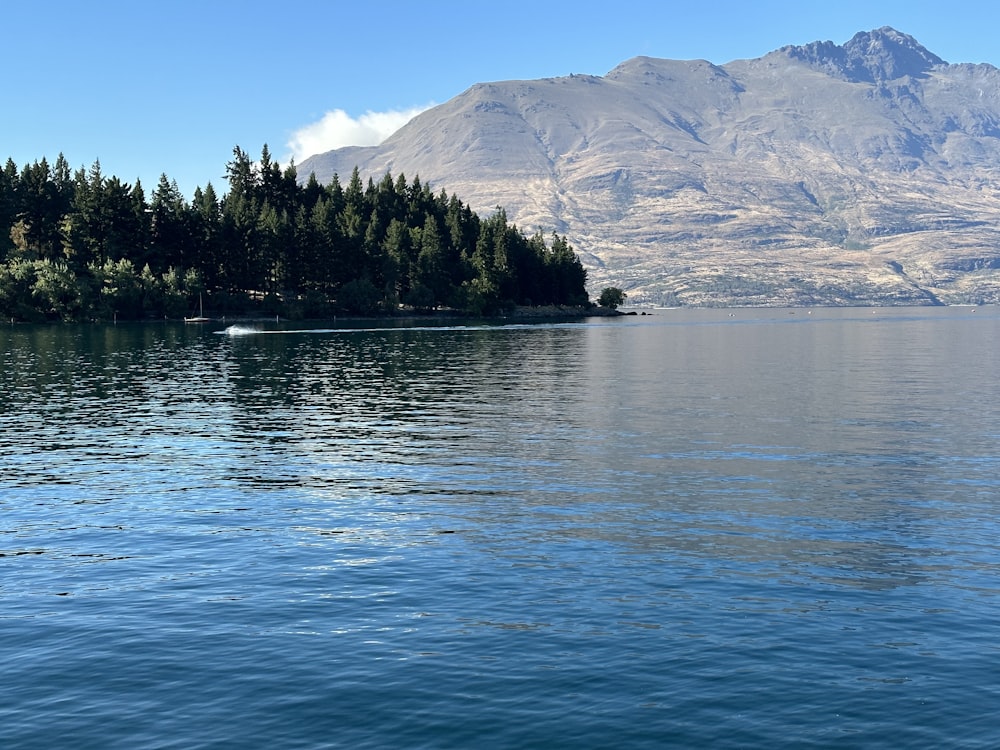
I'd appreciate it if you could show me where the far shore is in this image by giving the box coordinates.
[182,304,629,325]
[8,305,639,326]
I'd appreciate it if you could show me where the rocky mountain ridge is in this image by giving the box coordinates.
[299,28,1000,306]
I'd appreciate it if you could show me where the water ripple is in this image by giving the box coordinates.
[2,311,1000,748]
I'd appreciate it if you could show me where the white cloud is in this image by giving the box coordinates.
[286,105,433,164]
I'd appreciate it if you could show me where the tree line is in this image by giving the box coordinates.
[0,145,590,321]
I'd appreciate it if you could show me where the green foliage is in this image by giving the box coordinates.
[337,277,382,315]
[598,286,627,309]
[91,257,143,318]
[0,145,592,321]
[0,259,43,320]
[32,259,86,320]
[404,282,435,312]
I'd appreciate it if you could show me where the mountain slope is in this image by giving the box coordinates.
[299,28,1000,306]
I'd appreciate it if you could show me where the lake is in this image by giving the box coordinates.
[2,307,999,748]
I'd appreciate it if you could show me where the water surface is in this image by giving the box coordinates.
[2,307,999,748]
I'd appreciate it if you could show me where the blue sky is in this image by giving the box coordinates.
[4,0,998,199]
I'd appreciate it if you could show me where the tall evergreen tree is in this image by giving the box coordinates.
[381,217,414,299]
[1,145,591,320]
[149,174,189,271]
[191,182,222,290]
[224,146,258,204]
[337,167,367,284]
[414,213,448,305]
[15,158,65,260]
[0,158,19,255]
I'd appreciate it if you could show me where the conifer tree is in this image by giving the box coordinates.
[0,145,591,320]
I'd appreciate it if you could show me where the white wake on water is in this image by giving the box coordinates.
[221,325,261,336]
[214,321,589,336]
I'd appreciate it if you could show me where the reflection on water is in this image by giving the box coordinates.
[2,307,1000,748]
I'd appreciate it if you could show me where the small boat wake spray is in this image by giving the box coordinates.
[221,324,261,336]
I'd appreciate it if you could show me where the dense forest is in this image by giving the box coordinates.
[0,145,590,321]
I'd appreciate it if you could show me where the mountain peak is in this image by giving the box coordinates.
[781,27,945,82]
[843,27,945,79]
[297,27,1000,306]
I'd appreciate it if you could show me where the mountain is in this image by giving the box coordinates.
[299,28,1000,306]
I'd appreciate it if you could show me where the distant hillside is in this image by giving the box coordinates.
[299,28,1000,306]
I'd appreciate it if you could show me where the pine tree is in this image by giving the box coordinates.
[0,158,19,256]
[191,183,222,291]
[16,158,65,260]
[150,174,189,271]
[1,146,592,320]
